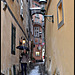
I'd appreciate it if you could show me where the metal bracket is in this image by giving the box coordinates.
[44,15,54,23]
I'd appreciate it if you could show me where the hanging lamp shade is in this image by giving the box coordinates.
[39,0,47,3]
[23,38,25,44]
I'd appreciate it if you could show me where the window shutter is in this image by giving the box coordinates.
[11,24,13,54]
[13,27,16,54]
[11,23,16,55]
[13,65,16,75]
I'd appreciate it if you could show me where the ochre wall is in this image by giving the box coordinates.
[45,0,74,75]
[1,0,28,74]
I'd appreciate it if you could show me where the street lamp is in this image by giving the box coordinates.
[22,38,25,45]
[39,0,47,4]
[1,0,7,11]
[30,0,54,23]
[39,0,54,23]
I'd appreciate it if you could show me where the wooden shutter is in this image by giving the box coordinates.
[13,65,16,75]
[11,23,16,55]
[11,24,13,54]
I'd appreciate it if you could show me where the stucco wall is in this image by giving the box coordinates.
[1,0,28,74]
[45,0,74,75]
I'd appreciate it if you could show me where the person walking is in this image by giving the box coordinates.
[20,49,29,75]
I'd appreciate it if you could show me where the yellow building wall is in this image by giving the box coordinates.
[1,0,28,74]
[45,0,74,75]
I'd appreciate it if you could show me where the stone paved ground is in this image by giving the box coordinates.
[18,62,48,75]
[28,62,48,75]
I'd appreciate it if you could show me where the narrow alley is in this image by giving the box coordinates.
[19,62,48,75]
[1,0,74,75]
[28,62,47,75]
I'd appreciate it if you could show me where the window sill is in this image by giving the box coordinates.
[58,19,64,29]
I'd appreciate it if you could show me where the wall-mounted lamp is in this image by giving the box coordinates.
[3,1,7,10]
[23,38,26,45]
[39,0,47,4]
[39,0,54,23]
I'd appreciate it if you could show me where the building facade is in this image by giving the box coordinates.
[32,23,42,61]
[45,0,74,75]
[1,0,30,74]
[30,0,44,61]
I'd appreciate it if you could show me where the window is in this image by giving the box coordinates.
[57,0,64,29]
[34,27,39,37]
[35,14,40,23]
[13,65,16,75]
[11,24,16,55]
[35,52,40,56]
[20,0,23,20]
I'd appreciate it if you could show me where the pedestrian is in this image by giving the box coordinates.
[20,49,29,75]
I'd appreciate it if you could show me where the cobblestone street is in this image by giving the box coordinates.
[19,62,48,75]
